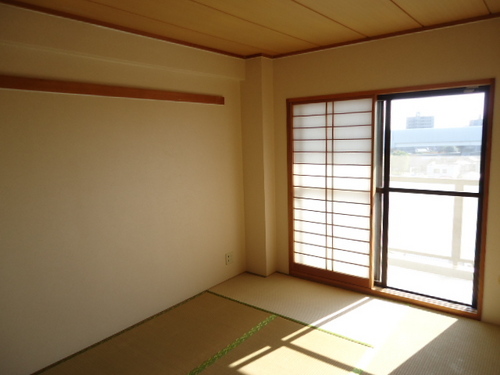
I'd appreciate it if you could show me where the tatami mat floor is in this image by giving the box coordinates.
[211,273,500,374]
[38,272,500,374]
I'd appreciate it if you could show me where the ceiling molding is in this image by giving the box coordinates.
[2,0,500,59]
[0,0,245,58]
[274,12,500,58]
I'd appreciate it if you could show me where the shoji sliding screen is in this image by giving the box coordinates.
[288,97,374,288]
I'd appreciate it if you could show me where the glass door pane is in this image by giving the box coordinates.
[383,90,486,306]
[390,94,484,192]
[386,192,477,305]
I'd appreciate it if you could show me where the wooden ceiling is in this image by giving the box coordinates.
[3,0,500,58]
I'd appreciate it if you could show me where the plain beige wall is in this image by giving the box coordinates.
[0,4,246,374]
[241,57,277,276]
[273,18,500,325]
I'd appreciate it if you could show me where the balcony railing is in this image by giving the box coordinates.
[383,175,479,304]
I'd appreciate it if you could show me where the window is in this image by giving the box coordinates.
[288,81,493,314]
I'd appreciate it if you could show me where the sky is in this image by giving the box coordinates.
[390,93,485,130]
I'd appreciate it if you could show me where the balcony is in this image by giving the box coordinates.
[384,172,479,306]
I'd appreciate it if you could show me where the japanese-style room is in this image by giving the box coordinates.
[1,1,500,374]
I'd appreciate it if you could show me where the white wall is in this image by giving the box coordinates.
[0,4,246,374]
[272,18,500,325]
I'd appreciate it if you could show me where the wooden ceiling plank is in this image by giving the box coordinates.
[82,0,275,56]
[2,0,498,58]
[394,0,490,26]
[89,0,316,54]
[484,0,500,12]
[294,0,421,36]
[1,0,265,57]
[1,0,306,55]
[192,0,364,46]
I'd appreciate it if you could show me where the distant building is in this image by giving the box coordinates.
[390,127,483,178]
[392,126,482,154]
[406,113,434,129]
[469,118,483,127]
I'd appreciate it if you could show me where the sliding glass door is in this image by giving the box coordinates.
[376,87,490,307]
[288,81,492,311]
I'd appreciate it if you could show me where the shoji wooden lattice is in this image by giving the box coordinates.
[290,97,374,286]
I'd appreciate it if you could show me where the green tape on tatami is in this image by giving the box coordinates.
[208,290,373,348]
[188,314,277,375]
